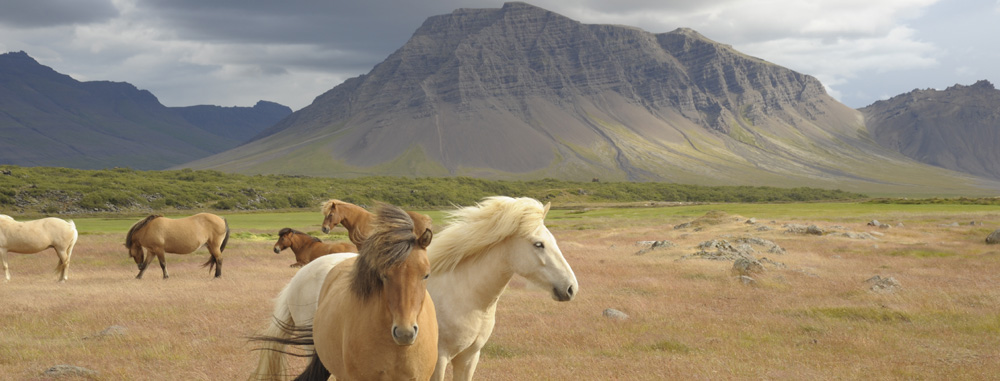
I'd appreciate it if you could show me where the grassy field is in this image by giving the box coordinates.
[2,202,1000,380]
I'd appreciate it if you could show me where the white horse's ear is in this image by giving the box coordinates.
[543,202,551,217]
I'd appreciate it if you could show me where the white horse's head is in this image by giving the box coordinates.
[508,212,578,301]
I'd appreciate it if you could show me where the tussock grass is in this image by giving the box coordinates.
[2,203,999,379]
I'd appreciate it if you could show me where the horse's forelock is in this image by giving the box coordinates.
[320,199,338,216]
[351,204,417,299]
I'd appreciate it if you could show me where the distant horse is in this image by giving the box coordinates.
[320,199,432,249]
[255,204,437,380]
[0,215,78,282]
[250,208,433,380]
[251,196,577,381]
[125,213,230,279]
[272,228,357,267]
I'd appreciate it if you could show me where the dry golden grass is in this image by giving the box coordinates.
[2,206,1000,380]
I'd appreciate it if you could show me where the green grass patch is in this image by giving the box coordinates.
[481,342,524,359]
[799,307,912,323]
[884,249,956,258]
[648,339,692,354]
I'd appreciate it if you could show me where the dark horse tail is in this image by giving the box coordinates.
[248,320,331,381]
[202,218,230,275]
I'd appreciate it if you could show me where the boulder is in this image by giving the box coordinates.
[987,229,1000,245]
[603,308,629,320]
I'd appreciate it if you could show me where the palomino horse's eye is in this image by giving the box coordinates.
[534,242,544,249]
[423,274,429,280]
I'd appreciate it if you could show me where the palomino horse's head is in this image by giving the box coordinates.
[351,204,433,346]
[508,202,578,302]
[321,200,347,234]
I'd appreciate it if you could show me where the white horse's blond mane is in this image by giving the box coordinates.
[0,214,14,221]
[428,196,547,275]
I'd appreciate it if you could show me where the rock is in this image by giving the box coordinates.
[736,237,785,254]
[745,218,757,225]
[732,257,764,276]
[738,276,756,285]
[867,220,891,229]
[866,275,901,293]
[806,225,824,235]
[756,226,771,231]
[842,232,878,240]
[634,240,675,255]
[43,365,98,378]
[603,308,629,320]
[987,229,1000,245]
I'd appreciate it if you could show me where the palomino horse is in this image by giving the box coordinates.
[319,199,432,249]
[0,214,78,282]
[250,196,577,381]
[250,210,433,380]
[125,213,230,279]
[272,228,357,267]
[255,204,437,380]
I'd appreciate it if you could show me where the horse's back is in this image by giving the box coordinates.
[285,253,358,327]
[0,216,76,253]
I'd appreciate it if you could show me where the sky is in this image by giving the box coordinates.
[2,0,997,111]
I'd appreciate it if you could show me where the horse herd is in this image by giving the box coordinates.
[0,196,580,380]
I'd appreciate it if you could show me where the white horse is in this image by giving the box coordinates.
[0,214,79,282]
[250,196,578,381]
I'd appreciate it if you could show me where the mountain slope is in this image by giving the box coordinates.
[861,80,1000,180]
[172,101,292,142]
[0,51,289,170]
[184,2,997,195]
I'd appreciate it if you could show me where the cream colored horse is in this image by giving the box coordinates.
[250,196,578,380]
[0,214,78,282]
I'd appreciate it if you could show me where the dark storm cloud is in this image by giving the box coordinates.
[0,0,119,28]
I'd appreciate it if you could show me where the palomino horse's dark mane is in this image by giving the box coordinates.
[125,214,161,248]
[278,227,321,243]
[351,204,418,301]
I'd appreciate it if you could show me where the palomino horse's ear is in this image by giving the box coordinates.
[417,228,433,249]
[543,202,551,217]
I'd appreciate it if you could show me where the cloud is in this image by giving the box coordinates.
[0,0,119,28]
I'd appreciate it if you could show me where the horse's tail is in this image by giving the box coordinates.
[247,318,317,381]
[293,353,330,381]
[220,218,230,253]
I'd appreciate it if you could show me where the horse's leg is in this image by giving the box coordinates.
[1,248,9,281]
[430,356,450,381]
[156,250,169,279]
[208,245,223,278]
[55,246,70,283]
[451,350,482,381]
[136,250,155,279]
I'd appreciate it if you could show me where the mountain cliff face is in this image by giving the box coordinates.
[186,2,995,194]
[861,80,1000,180]
[0,51,289,170]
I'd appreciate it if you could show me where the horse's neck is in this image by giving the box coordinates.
[290,234,312,254]
[431,243,514,314]
[340,207,373,245]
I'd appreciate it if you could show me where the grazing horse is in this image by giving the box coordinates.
[125,213,230,279]
[0,215,78,282]
[272,228,357,267]
[319,199,432,249]
[250,196,577,381]
[249,210,433,380]
[254,204,437,380]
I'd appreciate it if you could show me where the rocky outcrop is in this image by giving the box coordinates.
[862,80,1000,180]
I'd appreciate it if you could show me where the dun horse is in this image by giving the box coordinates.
[272,228,357,267]
[125,213,230,279]
[251,196,577,381]
[0,215,78,282]
[320,199,432,249]
[250,210,433,380]
[255,204,437,380]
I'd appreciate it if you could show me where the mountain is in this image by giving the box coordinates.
[173,101,291,142]
[0,51,289,170]
[183,2,996,195]
[861,80,1000,180]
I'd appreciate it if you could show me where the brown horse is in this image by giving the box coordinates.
[272,228,357,267]
[1,214,78,282]
[256,204,437,380]
[125,213,230,279]
[321,199,433,250]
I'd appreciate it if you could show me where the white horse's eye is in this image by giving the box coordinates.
[534,242,544,249]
